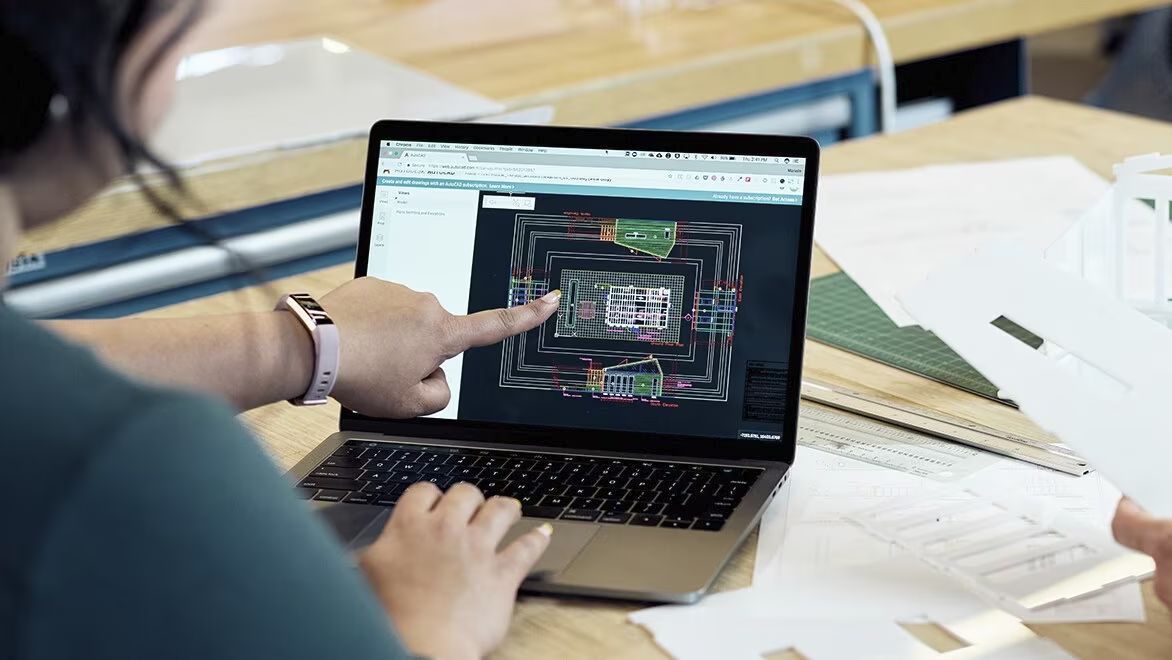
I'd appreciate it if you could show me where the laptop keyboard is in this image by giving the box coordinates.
[297,440,763,532]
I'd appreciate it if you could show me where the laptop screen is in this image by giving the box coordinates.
[363,139,809,444]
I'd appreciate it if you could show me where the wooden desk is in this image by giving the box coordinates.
[19,0,1171,258]
[133,96,1172,658]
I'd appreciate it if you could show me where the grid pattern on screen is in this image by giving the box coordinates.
[806,272,1038,403]
[555,269,685,342]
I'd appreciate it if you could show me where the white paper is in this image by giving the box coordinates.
[751,447,1145,623]
[899,244,1172,518]
[816,157,1108,326]
[849,487,1152,611]
[154,39,506,167]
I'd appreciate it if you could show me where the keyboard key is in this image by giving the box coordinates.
[479,480,511,495]
[693,519,725,532]
[656,469,683,482]
[534,460,565,473]
[300,477,363,492]
[313,489,348,502]
[535,472,565,484]
[596,464,626,478]
[395,451,423,462]
[419,452,447,464]
[566,474,598,487]
[536,484,567,496]
[688,482,719,498]
[596,488,626,500]
[540,495,571,508]
[331,445,363,458]
[502,482,535,495]
[631,514,663,526]
[310,467,362,480]
[323,456,367,469]
[365,460,398,472]
[698,510,730,521]
[449,466,482,479]
[516,493,542,506]
[397,462,424,473]
[599,513,631,524]
[660,519,693,529]
[447,454,479,466]
[561,508,601,522]
[359,448,392,461]
[362,482,396,495]
[628,466,662,480]
[628,479,659,491]
[629,501,664,515]
[360,471,392,483]
[344,491,373,504]
[481,468,513,480]
[565,486,597,499]
[710,497,739,514]
[422,464,454,476]
[478,456,505,468]
[624,490,658,502]
[387,471,418,484]
[597,477,630,490]
[374,496,400,507]
[510,470,540,483]
[522,505,563,519]
[294,487,318,499]
[570,497,604,510]
[422,475,454,489]
[507,459,537,471]
[601,499,631,513]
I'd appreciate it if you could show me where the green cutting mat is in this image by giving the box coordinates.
[806,272,1041,403]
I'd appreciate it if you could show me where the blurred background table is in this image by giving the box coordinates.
[15,0,1172,319]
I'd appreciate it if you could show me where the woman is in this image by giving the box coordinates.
[1,2,559,659]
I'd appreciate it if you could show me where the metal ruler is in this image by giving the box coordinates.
[800,380,1089,476]
[799,405,998,480]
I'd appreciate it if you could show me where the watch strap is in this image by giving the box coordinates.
[276,293,340,406]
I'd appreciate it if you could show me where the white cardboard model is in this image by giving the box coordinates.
[898,244,1172,519]
[1047,153,1172,325]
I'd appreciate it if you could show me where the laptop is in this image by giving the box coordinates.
[289,120,819,603]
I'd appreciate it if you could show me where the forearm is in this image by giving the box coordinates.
[45,312,314,410]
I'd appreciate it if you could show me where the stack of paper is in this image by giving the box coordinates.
[629,446,1151,659]
[814,157,1111,327]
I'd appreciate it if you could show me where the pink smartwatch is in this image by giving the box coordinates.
[275,293,340,406]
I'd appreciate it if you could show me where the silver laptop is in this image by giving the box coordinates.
[290,120,819,603]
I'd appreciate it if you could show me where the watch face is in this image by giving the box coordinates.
[297,297,323,312]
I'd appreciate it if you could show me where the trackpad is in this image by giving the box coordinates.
[499,520,598,578]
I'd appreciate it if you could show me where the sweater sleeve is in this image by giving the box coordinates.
[19,395,417,660]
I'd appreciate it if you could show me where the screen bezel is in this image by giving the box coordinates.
[343,120,819,464]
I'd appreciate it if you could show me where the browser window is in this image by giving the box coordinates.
[366,140,807,442]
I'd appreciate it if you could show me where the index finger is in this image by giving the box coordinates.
[448,289,561,350]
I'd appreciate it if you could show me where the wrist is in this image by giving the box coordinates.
[274,293,340,405]
[394,622,480,660]
[272,309,317,402]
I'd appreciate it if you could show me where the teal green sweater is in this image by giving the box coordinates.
[0,304,414,659]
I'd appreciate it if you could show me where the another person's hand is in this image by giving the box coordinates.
[359,482,553,660]
[320,277,559,418]
[1112,497,1172,606]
